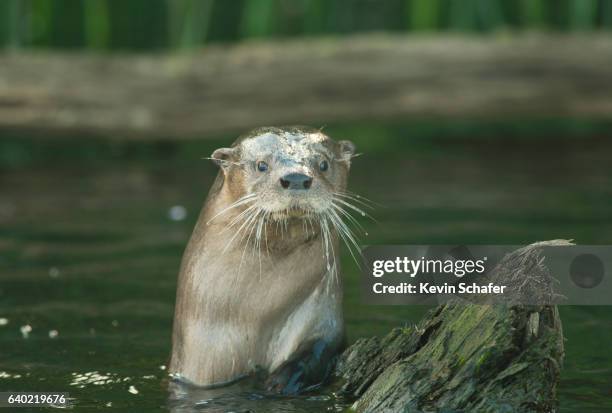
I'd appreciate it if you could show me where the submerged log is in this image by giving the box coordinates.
[334,240,570,413]
[1,35,612,140]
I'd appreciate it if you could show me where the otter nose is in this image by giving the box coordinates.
[280,173,313,190]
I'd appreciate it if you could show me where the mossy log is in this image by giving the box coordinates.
[334,241,569,413]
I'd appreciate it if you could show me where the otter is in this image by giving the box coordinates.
[169,126,358,394]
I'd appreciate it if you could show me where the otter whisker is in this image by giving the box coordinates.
[200,157,245,168]
[331,202,367,235]
[223,205,262,253]
[334,191,379,209]
[326,216,340,287]
[254,209,267,255]
[237,208,264,274]
[332,197,376,221]
[206,193,257,225]
[305,215,312,238]
[319,214,338,289]
[328,209,362,268]
[253,213,263,278]
[240,208,263,248]
[302,215,311,238]
[226,203,260,230]
[262,211,271,254]
[246,209,266,257]
[308,215,317,238]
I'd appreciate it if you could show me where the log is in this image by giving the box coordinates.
[334,241,570,413]
[1,35,612,140]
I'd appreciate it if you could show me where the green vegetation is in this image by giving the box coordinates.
[1,0,612,51]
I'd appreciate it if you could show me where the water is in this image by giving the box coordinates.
[1,123,611,412]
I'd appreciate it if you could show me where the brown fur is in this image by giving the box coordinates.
[169,126,354,387]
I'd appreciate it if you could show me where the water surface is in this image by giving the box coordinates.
[1,123,611,412]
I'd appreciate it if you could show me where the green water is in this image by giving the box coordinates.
[1,123,611,412]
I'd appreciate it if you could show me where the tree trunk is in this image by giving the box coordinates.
[1,35,611,140]
[334,241,569,413]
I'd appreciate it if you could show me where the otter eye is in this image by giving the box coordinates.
[319,160,329,172]
[257,161,269,172]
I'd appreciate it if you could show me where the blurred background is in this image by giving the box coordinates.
[1,1,611,412]
[1,0,612,49]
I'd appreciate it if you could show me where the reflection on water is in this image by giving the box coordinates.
[0,128,611,411]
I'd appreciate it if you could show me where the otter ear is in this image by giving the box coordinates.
[211,147,236,169]
[337,140,356,164]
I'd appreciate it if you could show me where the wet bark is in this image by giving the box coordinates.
[1,35,611,140]
[334,241,569,413]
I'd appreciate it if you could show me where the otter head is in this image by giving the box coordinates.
[211,126,355,221]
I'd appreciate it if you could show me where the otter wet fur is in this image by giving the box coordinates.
[169,126,365,394]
